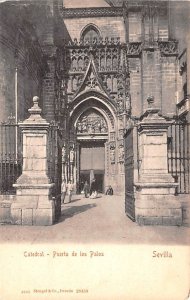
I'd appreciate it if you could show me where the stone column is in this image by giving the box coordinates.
[11,96,55,225]
[135,97,182,226]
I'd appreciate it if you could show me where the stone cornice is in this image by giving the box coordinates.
[61,1,167,18]
[61,7,123,18]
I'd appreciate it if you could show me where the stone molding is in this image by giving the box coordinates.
[61,7,123,18]
[177,97,189,117]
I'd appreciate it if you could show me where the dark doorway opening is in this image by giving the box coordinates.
[94,172,104,193]
[79,140,106,193]
[80,170,104,193]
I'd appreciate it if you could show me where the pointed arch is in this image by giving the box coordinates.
[69,93,117,132]
[80,23,101,43]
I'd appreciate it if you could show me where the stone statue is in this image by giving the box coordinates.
[77,121,82,133]
[119,145,124,162]
[62,146,66,163]
[110,148,115,163]
[70,147,75,163]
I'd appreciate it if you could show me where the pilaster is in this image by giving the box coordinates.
[11,96,55,226]
[135,97,182,226]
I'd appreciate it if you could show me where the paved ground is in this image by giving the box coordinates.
[0,194,189,244]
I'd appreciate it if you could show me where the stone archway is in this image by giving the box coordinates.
[67,93,119,193]
[75,107,108,193]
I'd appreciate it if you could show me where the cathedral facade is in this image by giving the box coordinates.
[0,0,189,198]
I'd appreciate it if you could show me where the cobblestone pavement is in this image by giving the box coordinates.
[0,194,189,244]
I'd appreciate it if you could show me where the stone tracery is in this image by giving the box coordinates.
[55,36,131,115]
[54,25,131,193]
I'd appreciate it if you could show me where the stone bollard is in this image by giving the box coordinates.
[11,96,55,225]
[135,97,182,226]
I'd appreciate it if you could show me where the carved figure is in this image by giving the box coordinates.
[70,147,75,163]
[62,146,66,163]
[77,121,82,133]
[88,123,94,134]
[119,145,124,161]
[76,114,108,134]
[118,99,124,113]
[110,148,115,163]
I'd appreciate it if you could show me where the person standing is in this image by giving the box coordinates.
[90,179,97,199]
[61,179,67,203]
[67,181,74,203]
[83,181,90,198]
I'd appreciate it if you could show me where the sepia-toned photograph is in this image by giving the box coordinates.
[0,0,189,299]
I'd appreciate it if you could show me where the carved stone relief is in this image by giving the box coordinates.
[109,141,116,164]
[76,110,108,134]
[118,144,124,162]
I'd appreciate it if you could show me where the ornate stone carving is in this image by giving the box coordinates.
[65,39,121,77]
[86,72,98,89]
[62,7,123,19]
[118,144,124,162]
[110,132,115,141]
[69,147,75,163]
[76,111,108,134]
[117,99,124,114]
[119,129,125,139]
[67,37,120,47]
[158,41,178,56]
[126,42,142,56]
[110,144,115,164]
[62,146,66,163]
[59,38,131,111]
[70,93,116,129]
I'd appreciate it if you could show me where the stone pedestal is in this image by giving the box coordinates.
[11,96,55,226]
[135,98,182,226]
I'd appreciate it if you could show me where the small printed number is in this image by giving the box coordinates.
[76,289,88,293]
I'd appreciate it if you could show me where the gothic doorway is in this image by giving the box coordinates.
[79,140,106,193]
[67,93,121,194]
[74,108,109,193]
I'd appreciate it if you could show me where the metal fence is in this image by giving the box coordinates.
[167,120,190,194]
[47,124,62,220]
[0,122,22,194]
[124,126,137,221]
[47,123,62,193]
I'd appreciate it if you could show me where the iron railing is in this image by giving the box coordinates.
[47,123,62,221]
[47,123,62,194]
[167,120,190,194]
[0,122,22,194]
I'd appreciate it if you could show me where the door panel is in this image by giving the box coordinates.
[80,142,105,171]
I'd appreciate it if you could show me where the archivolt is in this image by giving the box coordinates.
[69,96,117,131]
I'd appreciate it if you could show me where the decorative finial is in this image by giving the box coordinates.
[33,96,39,104]
[28,96,42,115]
[147,96,154,108]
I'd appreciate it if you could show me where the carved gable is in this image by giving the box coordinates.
[74,56,109,99]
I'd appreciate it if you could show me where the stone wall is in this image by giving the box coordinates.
[42,56,56,122]
[63,17,125,42]
[0,2,46,122]
[129,49,178,118]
